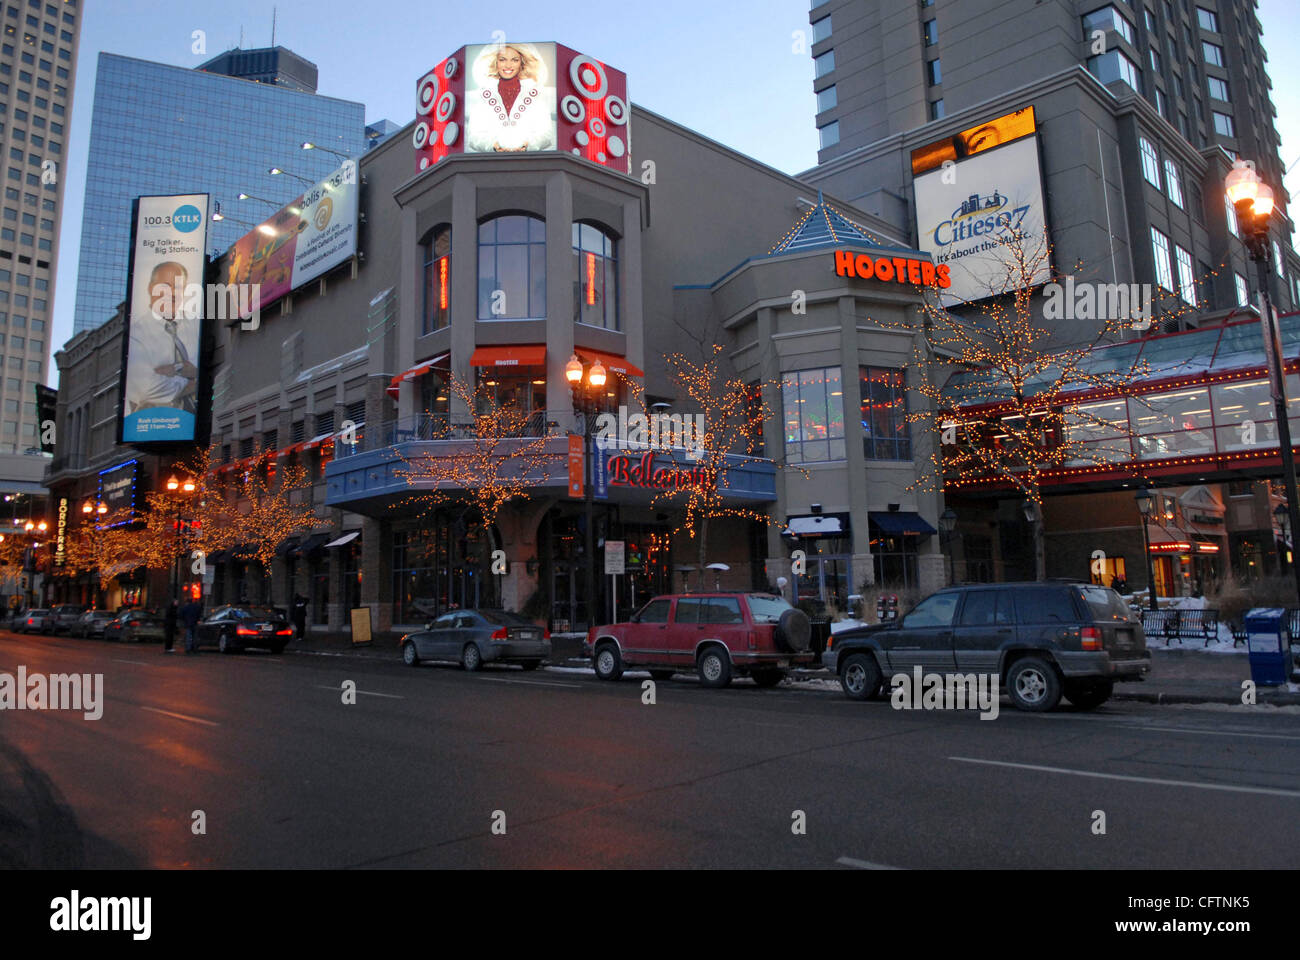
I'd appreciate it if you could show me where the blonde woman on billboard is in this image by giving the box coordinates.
[466,43,555,153]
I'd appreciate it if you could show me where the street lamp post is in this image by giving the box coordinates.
[939,507,958,585]
[1135,488,1159,611]
[566,355,607,631]
[1226,163,1300,603]
[1275,502,1291,575]
[165,475,196,603]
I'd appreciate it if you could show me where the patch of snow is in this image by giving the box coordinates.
[831,619,869,634]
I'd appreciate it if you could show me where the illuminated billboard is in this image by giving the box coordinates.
[213,159,359,321]
[118,194,209,444]
[414,42,630,174]
[911,108,1050,305]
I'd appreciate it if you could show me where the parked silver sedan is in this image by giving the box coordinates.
[400,609,550,671]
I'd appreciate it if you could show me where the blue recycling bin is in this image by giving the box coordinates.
[1244,608,1289,686]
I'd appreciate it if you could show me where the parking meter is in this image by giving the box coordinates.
[1244,608,1289,686]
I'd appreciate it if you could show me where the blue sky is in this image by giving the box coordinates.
[48,0,1300,367]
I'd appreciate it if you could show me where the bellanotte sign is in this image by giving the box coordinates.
[833,249,951,289]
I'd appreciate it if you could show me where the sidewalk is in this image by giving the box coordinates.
[290,629,1300,704]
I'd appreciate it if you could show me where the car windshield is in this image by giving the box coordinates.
[477,610,532,626]
[1076,585,1135,622]
[746,594,793,624]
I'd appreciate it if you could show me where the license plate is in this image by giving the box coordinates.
[519,631,536,640]
[258,623,271,631]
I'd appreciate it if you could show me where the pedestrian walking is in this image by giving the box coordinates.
[292,593,308,640]
[163,600,178,653]
[180,596,203,654]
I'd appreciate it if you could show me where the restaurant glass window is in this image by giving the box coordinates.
[792,534,850,612]
[310,556,329,624]
[476,365,548,429]
[782,366,845,463]
[572,221,618,330]
[478,214,546,320]
[861,366,910,460]
[422,224,450,334]
[1129,387,1214,459]
[1064,397,1132,464]
[870,521,920,590]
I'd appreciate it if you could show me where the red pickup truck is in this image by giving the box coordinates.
[586,593,813,689]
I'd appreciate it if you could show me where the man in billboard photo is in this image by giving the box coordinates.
[124,260,199,416]
[466,43,555,153]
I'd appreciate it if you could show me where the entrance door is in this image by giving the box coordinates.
[1153,556,1174,598]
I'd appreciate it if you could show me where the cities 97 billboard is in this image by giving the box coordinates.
[911,108,1050,305]
[118,193,209,444]
[413,42,630,174]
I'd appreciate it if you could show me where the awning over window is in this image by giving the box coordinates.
[301,433,333,450]
[576,347,645,379]
[868,511,937,536]
[785,514,846,537]
[293,533,332,557]
[470,345,546,367]
[324,531,360,548]
[274,537,299,558]
[387,353,449,397]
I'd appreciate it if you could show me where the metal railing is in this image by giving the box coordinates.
[333,411,553,460]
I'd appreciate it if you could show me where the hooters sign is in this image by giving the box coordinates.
[834,249,951,289]
[607,451,717,492]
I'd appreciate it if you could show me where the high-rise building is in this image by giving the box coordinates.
[805,0,1300,340]
[70,52,367,335]
[0,0,82,457]
[198,45,319,93]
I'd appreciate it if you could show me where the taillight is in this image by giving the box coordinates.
[1081,626,1102,650]
[542,629,551,640]
[490,627,507,640]
[129,620,141,627]
[236,627,257,636]
[275,628,292,636]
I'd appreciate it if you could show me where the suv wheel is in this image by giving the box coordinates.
[840,653,883,701]
[774,608,811,653]
[593,643,623,681]
[1065,679,1113,710]
[698,647,732,689]
[1006,656,1062,711]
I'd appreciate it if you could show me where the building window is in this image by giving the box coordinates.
[1151,226,1174,290]
[421,224,450,335]
[1141,138,1159,188]
[1207,75,1228,101]
[1225,193,1238,237]
[816,84,836,113]
[1082,5,1136,45]
[813,49,834,78]
[1163,158,1183,207]
[1212,111,1235,136]
[572,221,618,330]
[1274,240,1285,279]
[1149,47,1161,74]
[861,367,910,460]
[1202,41,1224,67]
[1087,50,1140,90]
[1154,87,1167,118]
[1175,244,1197,306]
[926,58,941,86]
[923,19,938,45]
[782,366,845,463]
[1196,6,1218,31]
[477,214,546,321]
[811,15,831,44]
[818,119,840,148]
[929,98,945,120]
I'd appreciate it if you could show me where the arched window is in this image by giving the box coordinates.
[421,225,451,335]
[572,222,618,330]
[477,214,546,320]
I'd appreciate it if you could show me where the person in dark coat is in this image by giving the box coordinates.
[180,597,203,654]
[292,593,308,640]
[163,600,179,653]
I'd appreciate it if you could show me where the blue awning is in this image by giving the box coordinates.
[869,511,937,536]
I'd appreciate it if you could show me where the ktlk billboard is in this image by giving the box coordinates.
[118,194,209,443]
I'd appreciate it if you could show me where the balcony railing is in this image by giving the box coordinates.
[333,411,552,460]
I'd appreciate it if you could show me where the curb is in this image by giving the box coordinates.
[1112,690,1300,706]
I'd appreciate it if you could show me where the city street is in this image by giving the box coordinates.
[1,630,1296,869]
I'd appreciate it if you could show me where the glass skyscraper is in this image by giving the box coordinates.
[71,52,366,335]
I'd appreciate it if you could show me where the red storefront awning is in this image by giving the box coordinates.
[576,347,644,378]
[469,345,546,367]
[387,353,450,397]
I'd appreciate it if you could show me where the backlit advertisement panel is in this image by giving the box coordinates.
[912,109,1049,305]
[119,194,209,443]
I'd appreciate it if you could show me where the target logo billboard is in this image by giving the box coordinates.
[413,42,630,176]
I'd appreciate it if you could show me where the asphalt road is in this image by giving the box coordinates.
[1,629,1297,869]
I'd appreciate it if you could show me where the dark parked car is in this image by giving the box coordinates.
[823,581,1150,711]
[401,609,550,671]
[103,609,166,644]
[49,604,87,634]
[71,610,118,639]
[195,605,293,654]
[585,593,813,689]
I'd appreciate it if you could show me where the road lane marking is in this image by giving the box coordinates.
[112,658,149,666]
[139,705,219,727]
[837,856,902,870]
[1032,714,1300,742]
[949,756,1300,798]
[473,676,581,689]
[313,685,405,699]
